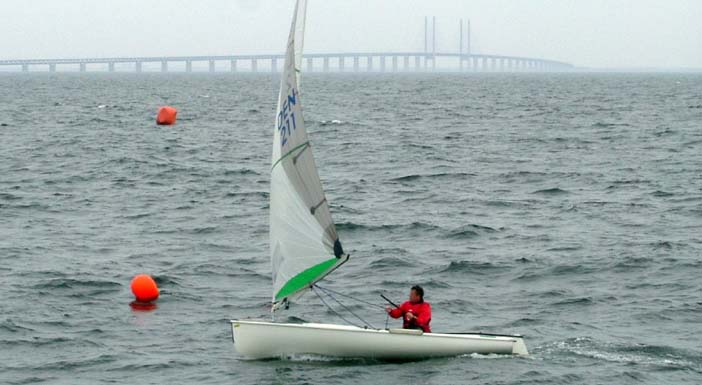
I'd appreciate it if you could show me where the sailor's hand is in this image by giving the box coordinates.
[385,306,393,313]
[405,312,416,321]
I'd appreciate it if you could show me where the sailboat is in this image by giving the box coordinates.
[230,0,528,360]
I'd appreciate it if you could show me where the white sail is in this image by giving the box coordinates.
[270,0,347,309]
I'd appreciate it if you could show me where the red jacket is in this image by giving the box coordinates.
[389,301,432,333]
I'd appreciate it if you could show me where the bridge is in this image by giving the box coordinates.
[0,18,573,73]
[0,52,572,73]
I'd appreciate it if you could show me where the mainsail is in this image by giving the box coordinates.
[270,0,347,310]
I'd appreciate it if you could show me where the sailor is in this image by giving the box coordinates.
[385,285,432,333]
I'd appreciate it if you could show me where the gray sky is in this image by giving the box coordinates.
[1,0,700,69]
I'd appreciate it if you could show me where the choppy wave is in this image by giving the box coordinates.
[31,278,122,296]
[390,172,475,182]
[531,187,570,195]
[437,260,509,274]
[444,224,500,239]
[336,221,440,233]
[367,256,415,269]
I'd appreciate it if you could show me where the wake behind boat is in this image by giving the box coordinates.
[230,0,528,360]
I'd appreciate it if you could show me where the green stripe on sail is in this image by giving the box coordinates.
[275,257,337,301]
[271,141,309,171]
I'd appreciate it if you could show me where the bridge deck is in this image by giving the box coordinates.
[0,52,573,71]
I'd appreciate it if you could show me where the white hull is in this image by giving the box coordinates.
[231,320,528,359]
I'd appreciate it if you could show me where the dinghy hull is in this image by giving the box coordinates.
[231,320,528,359]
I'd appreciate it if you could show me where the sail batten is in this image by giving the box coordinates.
[269,0,346,309]
[271,141,309,171]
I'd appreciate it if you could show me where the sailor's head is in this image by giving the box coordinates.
[409,285,424,303]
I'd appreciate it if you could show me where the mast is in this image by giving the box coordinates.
[269,0,348,312]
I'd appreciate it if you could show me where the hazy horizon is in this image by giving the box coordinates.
[1,0,700,70]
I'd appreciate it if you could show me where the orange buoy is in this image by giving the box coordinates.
[130,274,159,302]
[156,106,177,125]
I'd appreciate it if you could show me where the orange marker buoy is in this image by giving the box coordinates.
[130,274,159,302]
[156,106,177,125]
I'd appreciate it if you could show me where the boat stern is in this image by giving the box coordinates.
[511,336,529,356]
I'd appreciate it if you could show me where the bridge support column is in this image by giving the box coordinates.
[21,64,28,72]
[251,59,257,72]
[80,63,86,72]
[323,57,329,72]
[499,58,505,72]
[490,58,496,72]
[108,62,115,72]
[415,56,420,71]
[49,64,56,72]
[209,60,215,73]
[186,61,192,73]
[404,56,409,72]
[472,57,478,72]
[380,56,386,72]
[231,60,237,73]
[161,61,168,72]
[392,56,398,72]
[353,56,359,72]
[367,56,373,72]
[339,57,344,72]
[271,58,277,73]
[307,57,313,72]
[481,57,487,72]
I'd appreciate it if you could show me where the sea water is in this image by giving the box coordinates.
[1,73,701,384]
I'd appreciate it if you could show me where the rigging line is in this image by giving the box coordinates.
[314,284,376,329]
[315,284,385,310]
[312,286,364,329]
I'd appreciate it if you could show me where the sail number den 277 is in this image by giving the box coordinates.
[277,87,299,147]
